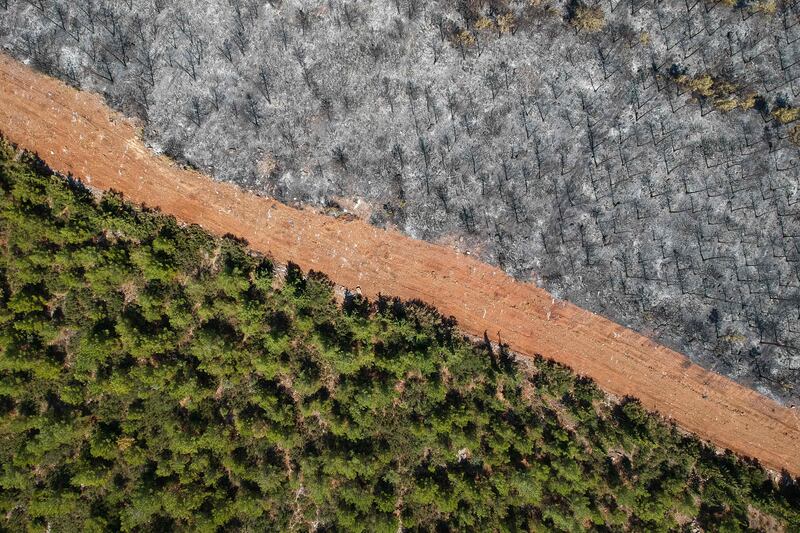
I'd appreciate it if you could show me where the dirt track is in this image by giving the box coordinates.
[1,52,798,476]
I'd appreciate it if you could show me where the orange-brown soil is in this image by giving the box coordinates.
[1,53,798,475]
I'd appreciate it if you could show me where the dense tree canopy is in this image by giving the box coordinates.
[0,140,798,531]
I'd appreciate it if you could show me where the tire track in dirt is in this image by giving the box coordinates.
[1,52,798,475]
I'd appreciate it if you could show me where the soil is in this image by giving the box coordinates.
[1,52,798,476]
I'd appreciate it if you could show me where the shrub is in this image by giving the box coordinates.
[569,4,606,33]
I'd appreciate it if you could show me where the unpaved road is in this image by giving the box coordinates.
[1,53,798,476]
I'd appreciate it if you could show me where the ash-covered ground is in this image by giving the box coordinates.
[2,0,799,403]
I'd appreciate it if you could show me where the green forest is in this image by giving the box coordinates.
[0,138,798,532]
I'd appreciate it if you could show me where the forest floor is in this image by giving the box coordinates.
[1,52,799,476]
